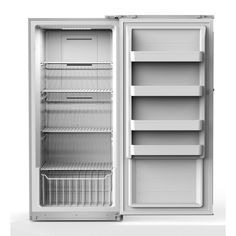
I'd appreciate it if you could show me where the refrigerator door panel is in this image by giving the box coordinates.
[122,19,213,214]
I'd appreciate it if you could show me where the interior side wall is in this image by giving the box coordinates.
[35,28,46,167]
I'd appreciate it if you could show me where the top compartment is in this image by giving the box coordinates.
[46,30,112,62]
[43,30,113,91]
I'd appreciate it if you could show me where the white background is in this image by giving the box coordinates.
[0,0,235,235]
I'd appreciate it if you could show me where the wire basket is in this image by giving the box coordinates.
[40,170,112,207]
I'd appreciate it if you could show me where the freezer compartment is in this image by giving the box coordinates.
[40,169,112,206]
[30,20,119,218]
[129,159,203,207]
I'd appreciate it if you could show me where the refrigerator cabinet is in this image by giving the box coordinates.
[29,19,122,221]
[29,16,213,221]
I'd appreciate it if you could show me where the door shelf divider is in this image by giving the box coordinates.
[131,145,203,156]
[131,86,203,96]
[131,120,203,131]
[131,51,203,62]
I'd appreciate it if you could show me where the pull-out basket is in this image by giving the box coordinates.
[40,170,112,207]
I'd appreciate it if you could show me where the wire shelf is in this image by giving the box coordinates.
[45,100,111,104]
[41,162,113,171]
[43,91,112,104]
[42,62,112,71]
[42,61,112,65]
[42,127,112,133]
[42,89,112,93]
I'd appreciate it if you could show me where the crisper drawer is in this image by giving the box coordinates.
[40,170,112,207]
[129,159,203,207]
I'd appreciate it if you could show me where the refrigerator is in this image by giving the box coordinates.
[29,15,214,221]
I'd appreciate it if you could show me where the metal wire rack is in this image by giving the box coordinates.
[40,168,112,207]
[41,162,113,171]
[42,89,112,93]
[42,62,112,71]
[42,127,112,133]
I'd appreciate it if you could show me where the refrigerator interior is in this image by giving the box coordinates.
[38,28,114,207]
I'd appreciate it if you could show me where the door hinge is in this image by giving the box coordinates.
[105,15,137,20]
[197,15,214,19]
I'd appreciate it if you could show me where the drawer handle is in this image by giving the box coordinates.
[66,63,92,67]
[66,96,93,99]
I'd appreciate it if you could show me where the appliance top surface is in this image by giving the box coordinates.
[29,15,214,20]
[29,15,214,30]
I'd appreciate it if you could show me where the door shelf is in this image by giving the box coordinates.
[131,120,203,131]
[131,51,203,62]
[42,127,112,133]
[131,145,203,156]
[129,203,202,208]
[41,161,113,171]
[131,86,203,96]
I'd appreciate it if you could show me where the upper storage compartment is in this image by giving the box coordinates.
[43,30,113,91]
[46,30,112,62]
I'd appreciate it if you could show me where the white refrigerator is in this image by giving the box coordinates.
[29,15,214,221]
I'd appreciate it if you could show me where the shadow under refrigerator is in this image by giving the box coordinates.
[29,16,214,221]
